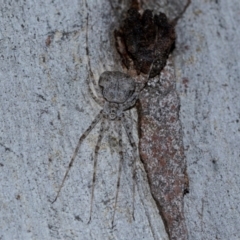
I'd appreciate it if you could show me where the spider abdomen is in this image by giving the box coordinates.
[99,71,135,103]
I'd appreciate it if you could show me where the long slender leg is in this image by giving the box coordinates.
[112,118,123,227]
[122,114,138,221]
[123,91,139,111]
[172,0,191,24]
[111,118,124,227]
[88,118,106,223]
[86,74,104,106]
[90,73,103,102]
[52,110,103,203]
[86,13,104,106]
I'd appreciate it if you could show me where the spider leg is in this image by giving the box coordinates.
[111,118,123,227]
[172,0,191,24]
[52,110,104,204]
[86,14,104,106]
[88,117,106,223]
[86,73,104,106]
[122,114,138,221]
[123,92,139,111]
[124,65,155,111]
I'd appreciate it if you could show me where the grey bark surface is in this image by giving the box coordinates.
[1,0,240,240]
[175,0,240,239]
[0,0,168,239]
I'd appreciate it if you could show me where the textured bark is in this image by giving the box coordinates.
[138,57,189,240]
[175,0,240,239]
[0,0,168,239]
[115,1,190,239]
[1,0,240,240]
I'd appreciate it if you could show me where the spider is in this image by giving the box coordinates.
[52,71,146,225]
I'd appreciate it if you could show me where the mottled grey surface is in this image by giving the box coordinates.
[0,0,168,239]
[175,0,240,239]
[1,0,239,239]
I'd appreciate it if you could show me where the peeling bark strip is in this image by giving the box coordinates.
[138,57,189,240]
[115,2,189,240]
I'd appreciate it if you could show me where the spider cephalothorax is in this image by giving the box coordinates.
[53,70,141,226]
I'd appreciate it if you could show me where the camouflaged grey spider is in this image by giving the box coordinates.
[52,71,145,225]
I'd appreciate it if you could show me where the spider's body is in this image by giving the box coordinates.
[103,102,122,120]
[99,71,136,104]
[53,70,140,226]
[99,71,136,120]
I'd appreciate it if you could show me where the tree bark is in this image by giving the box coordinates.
[175,0,240,239]
[0,0,168,239]
[1,0,239,240]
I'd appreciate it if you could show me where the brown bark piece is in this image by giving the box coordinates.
[115,7,175,78]
[115,3,189,239]
[138,57,189,240]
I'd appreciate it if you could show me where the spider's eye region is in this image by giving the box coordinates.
[110,109,116,114]
[109,109,117,120]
